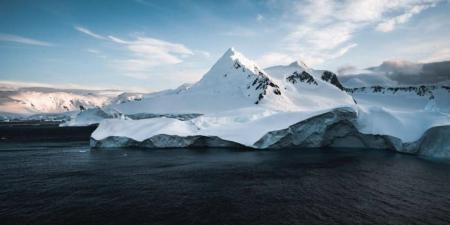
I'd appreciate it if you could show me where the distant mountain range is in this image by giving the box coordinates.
[339,60,450,87]
[0,85,143,116]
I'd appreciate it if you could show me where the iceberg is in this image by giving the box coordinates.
[89,48,450,158]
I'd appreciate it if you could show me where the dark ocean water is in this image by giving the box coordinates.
[0,141,450,225]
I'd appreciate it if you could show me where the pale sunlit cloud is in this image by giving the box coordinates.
[276,0,442,66]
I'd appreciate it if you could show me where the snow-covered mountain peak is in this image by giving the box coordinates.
[288,60,309,70]
[206,47,264,77]
[193,48,282,105]
[222,47,236,57]
[109,48,289,114]
[98,48,356,116]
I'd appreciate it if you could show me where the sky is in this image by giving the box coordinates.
[1,0,450,92]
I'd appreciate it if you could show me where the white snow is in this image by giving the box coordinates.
[92,107,334,146]
[81,48,450,150]
[356,105,450,142]
[345,85,450,142]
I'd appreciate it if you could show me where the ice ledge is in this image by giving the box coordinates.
[90,108,450,158]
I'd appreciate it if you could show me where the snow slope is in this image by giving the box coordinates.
[356,105,450,142]
[92,108,334,146]
[264,62,351,110]
[346,86,450,113]
[110,48,354,115]
[110,48,284,114]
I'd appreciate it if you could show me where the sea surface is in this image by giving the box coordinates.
[1,141,450,225]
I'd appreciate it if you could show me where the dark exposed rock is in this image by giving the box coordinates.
[126,113,202,121]
[442,86,450,92]
[286,71,318,85]
[321,71,344,90]
[233,60,281,104]
[233,61,241,69]
[248,66,281,104]
[345,85,439,99]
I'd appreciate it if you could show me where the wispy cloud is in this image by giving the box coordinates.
[110,36,194,75]
[376,4,436,32]
[108,35,128,44]
[74,26,107,40]
[0,34,53,46]
[256,14,264,22]
[85,48,100,54]
[74,25,196,78]
[422,47,450,62]
[260,0,442,67]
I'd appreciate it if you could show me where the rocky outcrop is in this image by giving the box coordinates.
[253,108,402,150]
[344,85,448,100]
[251,72,282,104]
[126,113,202,121]
[321,71,344,90]
[286,71,318,85]
[91,134,248,149]
[231,59,281,105]
[402,126,450,158]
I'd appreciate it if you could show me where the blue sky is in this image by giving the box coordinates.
[1,0,450,92]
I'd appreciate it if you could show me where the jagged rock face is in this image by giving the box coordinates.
[443,86,450,92]
[286,71,318,85]
[253,108,402,150]
[91,134,248,149]
[241,62,281,104]
[321,71,344,90]
[126,113,202,121]
[345,85,446,100]
[402,126,450,158]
